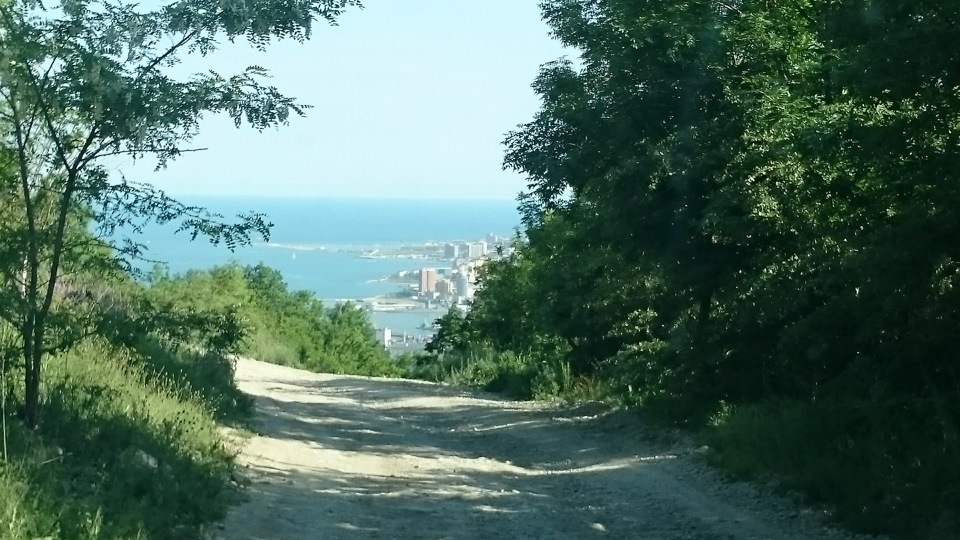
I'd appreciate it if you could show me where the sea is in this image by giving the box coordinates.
[124,196,522,337]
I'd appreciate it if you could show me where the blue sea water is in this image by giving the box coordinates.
[128,197,521,336]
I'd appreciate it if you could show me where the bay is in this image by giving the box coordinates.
[126,196,521,337]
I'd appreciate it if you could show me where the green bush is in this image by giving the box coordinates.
[447,349,536,399]
[146,263,400,378]
[396,351,446,382]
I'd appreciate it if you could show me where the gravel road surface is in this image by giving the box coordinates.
[212,358,873,540]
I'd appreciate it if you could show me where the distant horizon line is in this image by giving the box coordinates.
[165,193,522,202]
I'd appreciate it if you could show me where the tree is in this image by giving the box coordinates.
[425,306,472,355]
[497,0,960,405]
[0,0,360,428]
[451,0,960,532]
[500,0,759,400]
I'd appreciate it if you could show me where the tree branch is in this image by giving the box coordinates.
[139,28,201,80]
[88,145,209,161]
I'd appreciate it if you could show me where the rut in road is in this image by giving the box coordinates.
[212,359,870,540]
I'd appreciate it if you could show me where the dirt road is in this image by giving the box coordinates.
[212,359,864,540]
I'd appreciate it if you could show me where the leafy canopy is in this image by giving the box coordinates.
[0,0,361,427]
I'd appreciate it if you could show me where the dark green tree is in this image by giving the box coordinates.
[425,306,473,355]
[492,0,960,404]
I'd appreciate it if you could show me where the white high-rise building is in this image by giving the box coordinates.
[375,328,392,348]
[454,270,470,300]
[467,243,486,259]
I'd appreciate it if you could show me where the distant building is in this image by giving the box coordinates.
[452,264,477,302]
[420,268,437,293]
[467,243,486,259]
[466,258,487,275]
[486,233,502,245]
[460,259,488,299]
[375,327,392,348]
[436,278,455,297]
[453,267,473,300]
[444,243,459,259]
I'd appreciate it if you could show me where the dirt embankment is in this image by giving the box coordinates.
[212,359,875,540]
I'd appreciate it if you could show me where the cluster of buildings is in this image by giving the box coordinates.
[371,234,511,351]
[416,264,476,304]
[442,234,504,261]
[418,234,508,304]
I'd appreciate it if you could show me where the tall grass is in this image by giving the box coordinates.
[243,330,301,369]
[703,398,960,539]
[0,338,244,539]
[130,337,253,425]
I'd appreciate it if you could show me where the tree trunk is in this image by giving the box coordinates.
[20,318,40,429]
[22,318,40,429]
[23,358,39,429]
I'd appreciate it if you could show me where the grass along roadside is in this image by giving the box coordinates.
[702,398,960,539]
[0,338,249,539]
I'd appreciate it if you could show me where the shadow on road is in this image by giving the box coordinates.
[218,373,688,539]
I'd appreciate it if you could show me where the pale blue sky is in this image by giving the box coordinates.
[126,1,569,200]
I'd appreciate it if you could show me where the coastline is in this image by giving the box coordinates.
[322,296,447,313]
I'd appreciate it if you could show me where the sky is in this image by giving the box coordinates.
[124,1,571,200]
